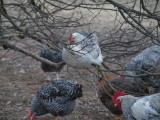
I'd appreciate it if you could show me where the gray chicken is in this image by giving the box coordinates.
[39,44,66,80]
[28,80,83,120]
[112,91,160,120]
[124,45,160,91]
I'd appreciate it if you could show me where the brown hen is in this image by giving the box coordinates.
[98,76,148,115]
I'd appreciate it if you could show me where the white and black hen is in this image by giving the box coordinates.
[112,91,160,120]
[28,80,83,120]
[62,32,103,68]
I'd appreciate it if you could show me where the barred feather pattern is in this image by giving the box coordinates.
[30,80,83,117]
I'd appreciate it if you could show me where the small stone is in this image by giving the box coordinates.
[16,63,22,66]
[7,101,11,104]
[16,103,22,106]
[1,58,6,62]
[19,69,26,73]
[31,94,35,97]
[8,83,12,86]
[13,93,17,97]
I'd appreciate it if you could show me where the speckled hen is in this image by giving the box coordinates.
[28,80,83,120]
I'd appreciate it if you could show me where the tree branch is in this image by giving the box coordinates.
[4,42,66,68]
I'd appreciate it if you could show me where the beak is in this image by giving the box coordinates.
[114,104,117,107]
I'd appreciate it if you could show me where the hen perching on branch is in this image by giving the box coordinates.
[62,32,103,68]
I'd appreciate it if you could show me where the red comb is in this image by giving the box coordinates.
[112,90,125,103]
[118,76,125,79]
[112,90,125,111]
[27,108,37,119]
[27,108,32,117]
[69,33,72,40]
[69,33,74,44]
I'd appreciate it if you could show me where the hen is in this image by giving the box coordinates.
[112,90,160,120]
[124,45,160,91]
[39,44,65,80]
[28,80,83,120]
[62,32,103,68]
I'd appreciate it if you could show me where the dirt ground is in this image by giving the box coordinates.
[0,49,114,120]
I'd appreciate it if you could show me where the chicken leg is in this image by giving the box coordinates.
[44,73,52,81]
[51,72,62,81]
